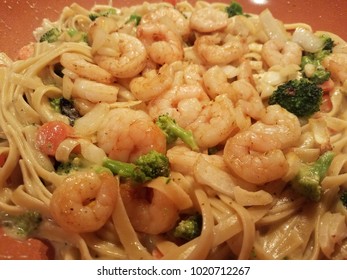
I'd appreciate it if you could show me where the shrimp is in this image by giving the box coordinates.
[93,32,148,78]
[141,6,190,40]
[203,65,234,99]
[148,84,210,128]
[96,108,166,162]
[223,104,301,184]
[60,52,115,84]
[137,23,183,65]
[227,79,265,121]
[187,94,237,149]
[322,53,347,85]
[120,183,179,235]
[129,63,174,101]
[190,6,228,33]
[49,171,118,233]
[194,34,245,65]
[261,39,302,67]
[72,78,119,103]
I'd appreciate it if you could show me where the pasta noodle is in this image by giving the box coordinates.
[1,0,347,260]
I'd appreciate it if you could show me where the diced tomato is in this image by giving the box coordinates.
[320,93,333,113]
[319,78,334,93]
[36,121,74,156]
[0,153,6,167]
[0,227,53,260]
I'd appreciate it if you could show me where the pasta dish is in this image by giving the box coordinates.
[0,0,347,260]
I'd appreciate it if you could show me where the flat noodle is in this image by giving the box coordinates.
[0,0,347,260]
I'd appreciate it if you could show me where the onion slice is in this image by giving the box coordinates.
[292,27,323,53]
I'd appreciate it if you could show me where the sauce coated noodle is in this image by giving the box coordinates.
[0,1,347,260]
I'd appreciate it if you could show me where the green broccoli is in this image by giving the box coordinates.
[301,35,335,84]
[225,1,244,17]
[291,151,335,201]
[268,78,323,118]
[39,28,61,43]
[49,97,81,126]
[0,211,42,237]
[102,150,170,183]
[173,214,202,241]
[126,14,142,26]
[156,114,199,151]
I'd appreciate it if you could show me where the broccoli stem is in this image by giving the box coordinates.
[102,159,144,182]
[291,151,334,201]
[102,150,170,183]
[156,115,199,151]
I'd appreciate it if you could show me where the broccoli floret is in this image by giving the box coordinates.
[268,78,323,118]
[126,14,142,26]
[321,35,335,52]
[102,150,170,183]
[340,190,347,208]
[301,35,335,84]
[156,115,199,151]
[0,211,42,237]
[49,97,81,126]
[291,151,334,201]
[225,1,244,17]
[39,28,61,43]
[173,214,202,241]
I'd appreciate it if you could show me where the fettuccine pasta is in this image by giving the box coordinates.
[0,0,347,260]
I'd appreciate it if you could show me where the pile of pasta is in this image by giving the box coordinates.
[0,0,347,260]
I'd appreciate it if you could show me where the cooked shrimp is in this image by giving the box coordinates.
[228,79,265,121]
[49,171,118,233]
[261,39,302,67]
[129,63,174,101]
[203,65,234,99]
[322,53,347,85]
[148,84,210,128]
[141,6,190,39]
[120,183,179,235]
[187,94,237,148]
[60,52,115,84]
[190,6,228,33]
[223,104,301,184]
[72,78,119,103]
[93,32,147,78]
[194,34,245,65]
[96,108,166,162]
[137,23,183,65]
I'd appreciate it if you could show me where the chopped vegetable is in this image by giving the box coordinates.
[0,211,42,237]
[39,28,61,43]
[103,150,170,183]
[156,114,199,151]
[173,214,202,241]
[36,121,74,156]
[225,1,244,17]
[49,97,81,126]
[268,78,323,118]
[291,151,335,201]
[126,14,142,26]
